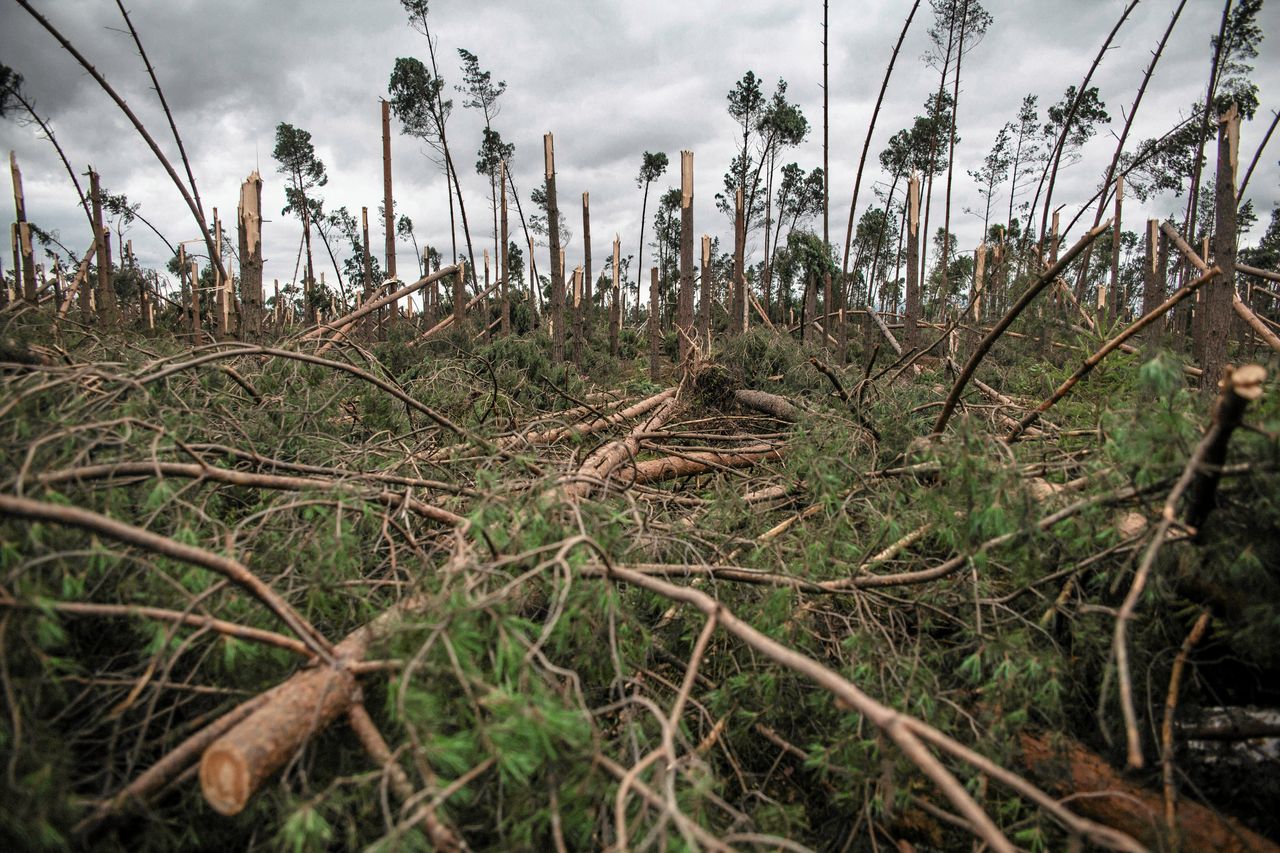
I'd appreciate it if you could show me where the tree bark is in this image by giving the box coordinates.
[679,151,695,359]
[649,267,660,381]
[500,161,510,336]
[699,235,712,344]
[381,100,397,324]
[545,134,565,361]
[904,174,921,352]
[1201,105,1239,388]
[238,171,264,337]
[89,168,118,327]
[733,188,746,335]
[582,191,592,341]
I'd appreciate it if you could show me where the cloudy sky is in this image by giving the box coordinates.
[2,0,1277,300]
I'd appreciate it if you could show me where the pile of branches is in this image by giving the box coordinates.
[1,310,1278,851]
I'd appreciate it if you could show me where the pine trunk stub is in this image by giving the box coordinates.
[238,172,265,337]
[572,267,584,365]
[454,262,465,327]
[381,100,397,324]
[904,174,921,352]
[610,236,620,357]
[1201,105,1238,389]
[733,187,746,336]
[582,191,592,339]
[10,152,38,302]
[649,267,660,381]
[678,151,695,359]
[500,162,510,336]
[699,234,712,345]
[89,169,118,327]
[1141,219,1166,341]
[544,134,565,361]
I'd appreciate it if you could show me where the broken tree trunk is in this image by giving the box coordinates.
[1141,218,1165,341]
[500,161,510,336]
[733,187,746,336]
[545,133,565,362]
[89,168,118,327]
[649,267,660,381]
[904,173,921,353]
[699,234,712,345]
[679,150,695,360]
[381,99,397,325]
[582,191,592,341]
[610,235,621,357]
[238,171,264,338]
[1201,104,1239,389]
[10,151,37,302]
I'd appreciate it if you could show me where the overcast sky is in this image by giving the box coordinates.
[2,0,1277,299]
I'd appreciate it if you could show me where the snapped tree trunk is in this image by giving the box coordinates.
[238,171,264,338]
[678,151,695,359]
[545,134,565,362]
[1200,104,1238,389]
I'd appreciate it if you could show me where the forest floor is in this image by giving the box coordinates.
[1,309,1278,852]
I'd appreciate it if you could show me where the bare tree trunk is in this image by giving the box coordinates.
[453,262,465,328]
[938,0,970,317]
[213,209,228,336]
[582,191,593,341]
[1106,177,1123,322]
[699,234,712,344]
[381,101,397,325]
[500,161,510,336]
[649,267,660,380]
[1201,105,1239,388]
[733,187,746,335]
[904,174,921,352]
[571,267,584,365]
[301,201,315,314]
[679,151,695,359]
[545,134,565,361]
[89,168,118,327]
[611,236,620,357]
[10,152,37,302]
[238,171,264,337]
[1141,219,1166,342]
[189,259,200,336]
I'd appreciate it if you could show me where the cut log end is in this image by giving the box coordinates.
[200,743,252,816]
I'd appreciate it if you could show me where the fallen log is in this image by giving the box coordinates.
[629,444,782,485]
[199,594,426,815]
[557,396,685,499]
[1020,731,1279,853]
[1233,292,1280,353]
[300,265,458,353]
[733,389,799,421]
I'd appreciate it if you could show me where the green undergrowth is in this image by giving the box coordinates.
[1,305,1278,849]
